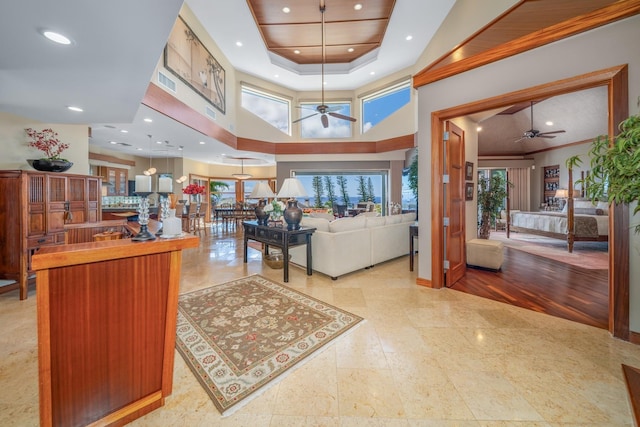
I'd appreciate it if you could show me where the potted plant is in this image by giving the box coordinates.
[25,128,73,172]
[477,173,510,239]
[209,181,229,206]
[568,105,640,233]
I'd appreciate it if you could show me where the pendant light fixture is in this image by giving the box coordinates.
[232,157,252,180]
[175,145,187,183]
[143,134,156,176]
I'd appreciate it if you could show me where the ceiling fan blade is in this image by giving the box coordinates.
[296,105,318,112]
[328,112,357,122]
[514,136,527,143]
[537,134,557,139]
[537,130,566,136]
[326,105,343,112]
[321,114,329,128]
[293,113,318,124]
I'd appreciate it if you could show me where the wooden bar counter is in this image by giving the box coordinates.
[31,235,199,427]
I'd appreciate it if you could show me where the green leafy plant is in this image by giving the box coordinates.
[408,152,418,202]
[323,176,337,208]
[312,176,324,208]
[337,175,349,205]
[477,173,510,239]
[209,181,229,205]
[568,106,640,233]
[357,175,368,202]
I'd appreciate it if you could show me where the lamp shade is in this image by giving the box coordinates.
[554,189,568,198]
[249,181,275,199]
[277,178,308,199]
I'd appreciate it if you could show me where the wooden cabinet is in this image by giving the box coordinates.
[542,164,560,206]
[0,170,101,299]
[98,166,128,196]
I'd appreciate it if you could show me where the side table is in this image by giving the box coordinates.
[243,221,316,282]
[409,224,418,271]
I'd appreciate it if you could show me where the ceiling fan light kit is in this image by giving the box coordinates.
[293,1,357,129]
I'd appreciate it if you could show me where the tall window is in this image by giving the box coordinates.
[241,85,291,135]
[361,79,411,133]
[299,102,352,139]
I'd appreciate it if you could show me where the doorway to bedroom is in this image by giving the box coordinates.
[430,65,629,338]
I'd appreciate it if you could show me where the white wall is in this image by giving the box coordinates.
[416,14,640,330]
[0,112,90,174]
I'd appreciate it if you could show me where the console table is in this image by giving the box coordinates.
[243,221,315,282]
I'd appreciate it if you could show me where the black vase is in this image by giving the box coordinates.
[28,159,73,173]
[255,199,270,226]
[283,199,303,230]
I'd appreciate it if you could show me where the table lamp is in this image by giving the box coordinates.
[249,181,275,225]
[277,178,308,230]
[555,188,568,210]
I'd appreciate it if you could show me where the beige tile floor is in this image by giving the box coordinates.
[1,224,639,426]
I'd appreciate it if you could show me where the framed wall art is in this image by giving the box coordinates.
[465,161,474,181]
[465,182,474,201]
[164,16,226,114]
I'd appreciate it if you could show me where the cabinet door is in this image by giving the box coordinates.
[68,177,87,224]
[116,169,128,196]
[27,174,47,237]
[87,177,100,222]
[47,175,68,233]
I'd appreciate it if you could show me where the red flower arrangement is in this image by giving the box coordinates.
[182,183,206,195]
[25,128,69,160]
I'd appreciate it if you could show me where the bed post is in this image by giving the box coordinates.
[506,169,510,238]
[567,167,575,253]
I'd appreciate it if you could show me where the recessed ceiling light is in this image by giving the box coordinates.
[109,141,118,144]
[120,129,128,133]
[137,148,143,151]
[274,74,279,78]
[347,47,354,52]
[143,118,153,123]
[370,71,375,75]
[42,30,72,45]
[156,140,163,144]
[354,4,363,11]
[477,126,482,132]
[199,141,205,145]
[67,106,83,112]
[546,121,554,126]
[282,6,290,13]
[236,41,243,47]
[406,35,413,41]
[294,49,300,54]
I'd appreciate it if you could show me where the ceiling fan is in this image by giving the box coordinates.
[514,101,566,142]
[292,1,356,129]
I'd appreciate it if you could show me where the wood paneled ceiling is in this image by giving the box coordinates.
[246,0,396,65]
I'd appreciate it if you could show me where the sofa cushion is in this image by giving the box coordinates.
[401,212,417,222]
[310,212,335,221]
[357,211,379,217]
[329,216,366,232]
[365,216,386,228]
[385,215,403,225]
[301,216,330,232]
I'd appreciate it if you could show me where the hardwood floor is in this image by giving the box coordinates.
[450,246,609,329]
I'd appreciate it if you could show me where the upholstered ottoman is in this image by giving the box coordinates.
[466,239,504,271]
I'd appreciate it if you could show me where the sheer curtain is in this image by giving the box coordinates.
[507,168,531,211]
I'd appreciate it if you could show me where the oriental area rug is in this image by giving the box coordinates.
[175,274,364,416]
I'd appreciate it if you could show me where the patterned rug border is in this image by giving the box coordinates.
[175,274,364,416]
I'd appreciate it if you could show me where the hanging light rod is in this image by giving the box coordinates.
[231,157,253,180]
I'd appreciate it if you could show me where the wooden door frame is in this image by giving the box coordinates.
[430,64,630,339]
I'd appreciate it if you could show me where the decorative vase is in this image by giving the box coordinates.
[27,159,73,173]
[255,199,269,226]
[162,208,183,237]
[283,199,303,230]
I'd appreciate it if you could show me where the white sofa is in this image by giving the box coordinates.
[290,212,417,280]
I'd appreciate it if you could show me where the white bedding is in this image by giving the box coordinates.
[510,211,608,236]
